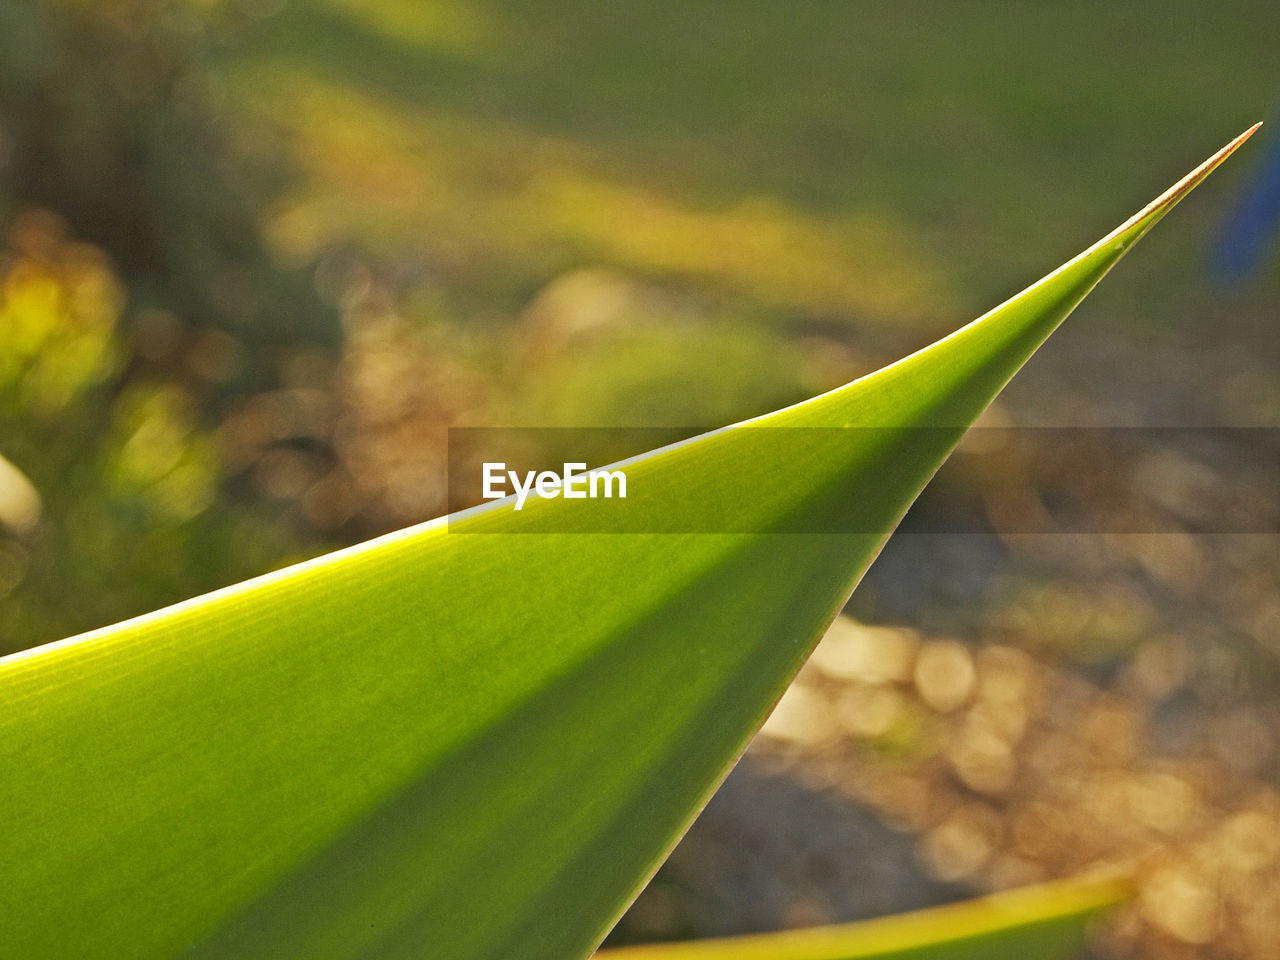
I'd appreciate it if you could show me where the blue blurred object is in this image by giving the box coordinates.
[1214,115,1280,283]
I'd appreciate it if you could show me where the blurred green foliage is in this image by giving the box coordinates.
[0,0,337,398]
[0,211,301,652]
[0,1,330,652]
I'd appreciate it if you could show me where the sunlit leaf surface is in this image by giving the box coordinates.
[0,128,1254,960]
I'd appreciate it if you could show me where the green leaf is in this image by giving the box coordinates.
[596,873,1128,960]
[0,127,1254,960]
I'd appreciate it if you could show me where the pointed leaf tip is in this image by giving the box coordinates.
[1105,123,1262,246]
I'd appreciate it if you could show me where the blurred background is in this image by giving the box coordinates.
[1,1,1277,957]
